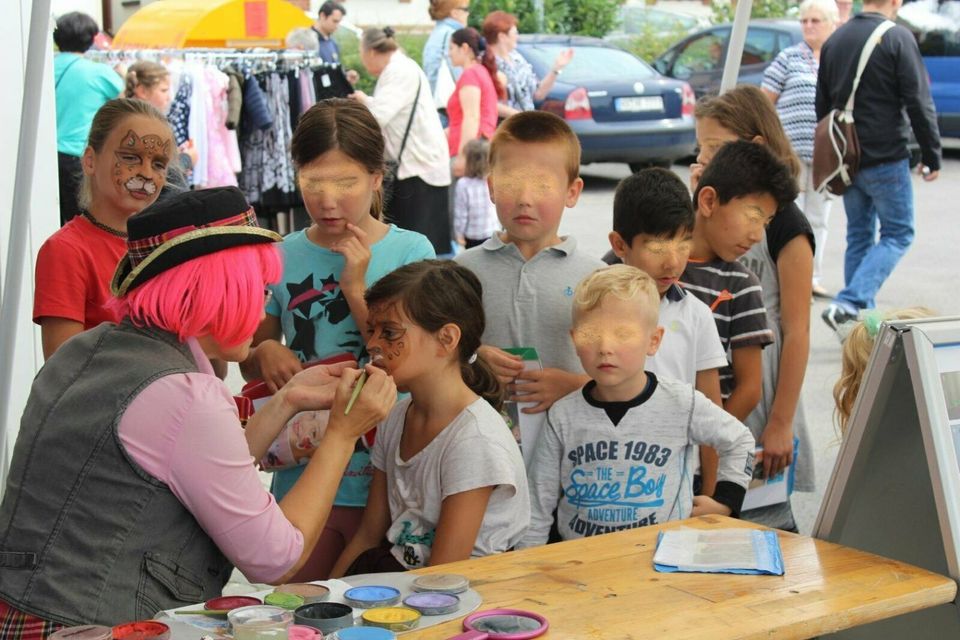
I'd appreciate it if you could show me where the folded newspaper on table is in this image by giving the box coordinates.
[501,347,545,469]
[653,528,785,575]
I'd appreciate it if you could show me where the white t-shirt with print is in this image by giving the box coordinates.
[646,285,727,385]
[371,396,530,568]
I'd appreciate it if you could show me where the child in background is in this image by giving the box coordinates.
[331,260,529,574]
[607,168,727,494]
[34,98,173,360]
[519,265,753,547]
[241,99,435,579]
[683,140,799,530]
[693,86,816,531]
[454,138,498,249]
[835,308,936,435]
[455,111,604,415]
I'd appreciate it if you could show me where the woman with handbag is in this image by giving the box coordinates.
[423,0,470,127]
[350,27,452,256]
[761,0,839,299]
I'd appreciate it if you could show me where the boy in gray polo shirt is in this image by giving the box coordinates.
[519,266,754,547]
[455,112,604,415]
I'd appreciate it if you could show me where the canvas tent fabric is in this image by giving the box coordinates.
[113,0,311,50]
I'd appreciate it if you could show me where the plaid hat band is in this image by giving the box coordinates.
[125,207,258,267]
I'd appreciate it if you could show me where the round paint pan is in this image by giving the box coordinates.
[275,582,331,604]
[49,626,112,640]
[402,592,461,616]
[333,628,396,640]
[227,605,293,638]
[264,591,305,610]
[360,607,421,632]
[111,621,170,640]
[205,595,262,611]
[343,585,401,609]
[410,573,470,594]
[287,624,321,640]
[294,602,355,635]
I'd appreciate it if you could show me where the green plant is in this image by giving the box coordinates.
[335,31,430,95]
[710,0,797,23]
[467,0,624,37]
[616,23,691,63]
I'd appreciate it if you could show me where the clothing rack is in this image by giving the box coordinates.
[84,48,334,73]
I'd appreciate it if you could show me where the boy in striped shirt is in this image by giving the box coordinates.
[680,141,797,422]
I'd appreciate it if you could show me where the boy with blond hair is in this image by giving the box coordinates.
[455,111,604,414]
[519,265,754,546]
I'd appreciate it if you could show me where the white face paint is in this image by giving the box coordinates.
[124,175,158,195]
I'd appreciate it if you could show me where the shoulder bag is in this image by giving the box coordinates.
[812,20,895,195]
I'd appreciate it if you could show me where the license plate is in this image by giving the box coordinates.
[615,96,664,113]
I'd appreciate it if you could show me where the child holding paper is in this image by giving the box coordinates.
[455,111,604,417]
[331,260,529,574]
[519,265,754,547]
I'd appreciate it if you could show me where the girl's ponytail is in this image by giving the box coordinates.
[462,353,505,412]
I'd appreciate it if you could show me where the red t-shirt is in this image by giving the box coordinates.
[446,64,499,157]
[33,215,127,329]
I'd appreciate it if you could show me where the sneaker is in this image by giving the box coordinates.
[821,304,858,333]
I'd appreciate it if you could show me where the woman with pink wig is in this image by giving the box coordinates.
[0,187,397,634]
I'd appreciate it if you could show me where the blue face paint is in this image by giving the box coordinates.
[344,585,402,608]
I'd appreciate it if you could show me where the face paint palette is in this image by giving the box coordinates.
[274,582,331,603]
[264,591,305,610]
[294,602,355,635]
[333,627,396,640]
[410,573,470,594]
[360,606,421,631]
[204,595,262,611]
[402,592,461,616]
[48,626,113,640]
[111,621,171,640]
[344,585,401,608]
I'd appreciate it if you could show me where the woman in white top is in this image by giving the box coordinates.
[351,27,453,256]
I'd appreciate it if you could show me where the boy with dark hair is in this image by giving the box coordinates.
[608,168,727,494]
[456,111,604,418]
[681,141,797,424]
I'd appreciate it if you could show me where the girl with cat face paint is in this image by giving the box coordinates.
[34,98,175,359]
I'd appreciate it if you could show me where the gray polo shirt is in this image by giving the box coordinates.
[455,235,605,373]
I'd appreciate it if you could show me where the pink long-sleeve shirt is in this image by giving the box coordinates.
[118,338,303,583]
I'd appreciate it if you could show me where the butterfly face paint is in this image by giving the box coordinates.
[113,129,171,201]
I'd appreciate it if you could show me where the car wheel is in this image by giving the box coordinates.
[628,160,672,173]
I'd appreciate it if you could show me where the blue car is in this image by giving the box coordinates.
[900,1,960,137]
[516,35,697,172]
[652,19,803,98]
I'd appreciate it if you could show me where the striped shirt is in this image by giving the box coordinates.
[680,259,774,399]
[454,176,499,241]
[762,42,819,163]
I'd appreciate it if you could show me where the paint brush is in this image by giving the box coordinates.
[175,610,230,617]
[344,369,368,415]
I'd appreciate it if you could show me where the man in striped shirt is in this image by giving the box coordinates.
[680,142,798,423]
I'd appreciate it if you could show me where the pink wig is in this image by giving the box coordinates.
[108,243,282,346]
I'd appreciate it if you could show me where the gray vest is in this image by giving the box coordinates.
[0,321,233,625]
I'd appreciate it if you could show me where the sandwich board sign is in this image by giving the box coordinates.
[814,316,960,638]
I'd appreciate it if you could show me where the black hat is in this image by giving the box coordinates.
[111,187,282,297]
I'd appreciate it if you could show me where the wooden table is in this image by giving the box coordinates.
[403,515,957,639]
